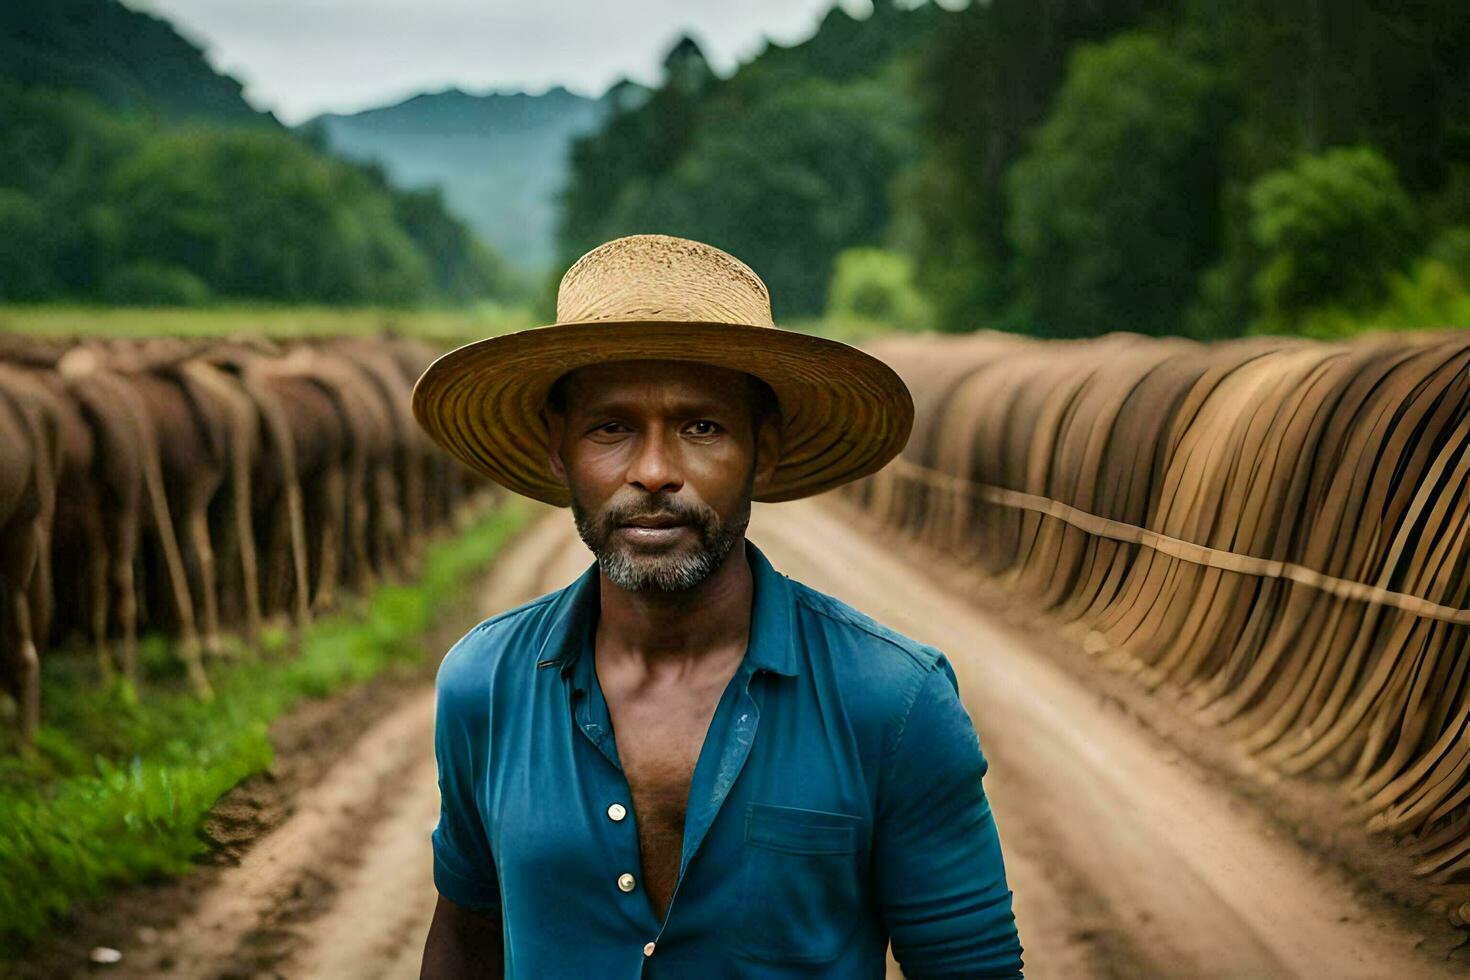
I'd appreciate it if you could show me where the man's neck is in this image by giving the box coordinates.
[595,539,753,673]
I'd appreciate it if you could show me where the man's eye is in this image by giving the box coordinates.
[590,422,626,435]
[686,420,721,436]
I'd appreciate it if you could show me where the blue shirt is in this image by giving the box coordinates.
[431,538,1024,978]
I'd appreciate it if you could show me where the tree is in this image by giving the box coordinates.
[826,247,932,330]
[0,83,510,305]
[1246,145,1420,319]
[902,0,1181,331]
[1006,32,1226,337]
[557,4,939,316]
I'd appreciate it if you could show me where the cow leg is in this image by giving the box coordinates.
[261,502,286,623]
[312,468,344,614]
[401,451,425,575]
[12,591,40,743]
[83,506,114,682]
[114,554,139,688]
[189,509,223,657]
[347,468,373,594]
[1,524,42,743]
[235,484,262,647]
[375,466,403,580]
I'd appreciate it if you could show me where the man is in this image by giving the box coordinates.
[412,234,1023,977]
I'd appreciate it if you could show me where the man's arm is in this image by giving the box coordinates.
[873,658,1024,979]
[422,637,506,977]
[421,895,504,980]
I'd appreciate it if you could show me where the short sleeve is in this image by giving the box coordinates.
[874,658,1024,978]
[430,637,503,912]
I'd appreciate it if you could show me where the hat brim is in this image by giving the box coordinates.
[411,319,914,507]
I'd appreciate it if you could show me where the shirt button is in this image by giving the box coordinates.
[643,941,656,957]
[607,803,627,822]
[617,873,636,893]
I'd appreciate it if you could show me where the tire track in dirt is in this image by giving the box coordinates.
[272,508,579,980]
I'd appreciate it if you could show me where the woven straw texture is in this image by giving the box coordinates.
[411,234,914,507]
[840,327,1470,907]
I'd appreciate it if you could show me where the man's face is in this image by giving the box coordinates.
[544,359,780,593]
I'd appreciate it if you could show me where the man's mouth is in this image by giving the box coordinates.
[616,513,692,543]
[620,514,687,529]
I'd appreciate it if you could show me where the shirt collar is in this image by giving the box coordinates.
[534,537,800,680]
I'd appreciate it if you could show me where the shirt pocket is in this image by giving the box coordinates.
[735,802,865,965]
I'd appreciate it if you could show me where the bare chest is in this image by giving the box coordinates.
[603,683,730,920]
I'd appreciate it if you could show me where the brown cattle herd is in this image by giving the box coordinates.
[847,327,1470,905]
[0,335,482,745]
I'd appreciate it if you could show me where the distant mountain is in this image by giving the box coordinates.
[0,0,512,306]
[0,0,276,127]
[306,84,640,273]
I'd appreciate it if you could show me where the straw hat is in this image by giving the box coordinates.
[411,234,914,507]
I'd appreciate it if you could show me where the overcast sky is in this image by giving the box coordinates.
[123,0,887,124]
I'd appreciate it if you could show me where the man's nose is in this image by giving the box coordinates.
[627,429,683,494]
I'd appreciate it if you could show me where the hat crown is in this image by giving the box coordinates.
[555,234,775,327]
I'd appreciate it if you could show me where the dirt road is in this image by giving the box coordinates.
[87,496,1470,978]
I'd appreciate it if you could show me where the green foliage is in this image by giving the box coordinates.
[559,3,938,318]
[100,262,212,306]
[0,0,275,127]
[1231,223,1470,341]
[1006,33,1225,337]
[904,0,1470,338]
[0,188,59,301]
[0,83,510,306]
[1427,226,1470,280]
[0,500,534,951]
[826,247,932,331]
[105,126,436,305]
[391,184,526,303]
[903,0,1180,331]
[1247,146,1420,319]
[1193,1,1470,196]
[1250,247,1470,340]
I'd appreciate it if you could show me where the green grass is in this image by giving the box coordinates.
[0,497,535,952]
[0,302,538,347]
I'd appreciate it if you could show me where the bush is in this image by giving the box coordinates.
[1006,32,1226,337]
[825,247,933,331]
[1247,146,1420,319]
[1247,237,1470,340]
[1427,226,1470,281]
[0,189,60,301]
[99,261,212,306]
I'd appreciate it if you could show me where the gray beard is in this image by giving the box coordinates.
[570,480,752,594]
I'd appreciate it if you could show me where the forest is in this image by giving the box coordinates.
[0,0,517,307]
[562,0,1470,340]
[4,0,1469,340]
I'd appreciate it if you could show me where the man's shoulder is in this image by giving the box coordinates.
[434,587,565,701]
[786,575,958,724]
[789,577,944,671]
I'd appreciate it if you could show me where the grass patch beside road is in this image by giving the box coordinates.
[0,302,537,347]
[0,497,534,952]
